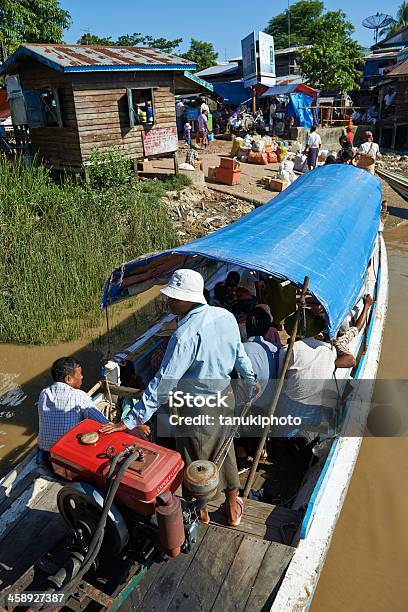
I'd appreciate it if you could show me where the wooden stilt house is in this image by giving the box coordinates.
[0,44,211,171]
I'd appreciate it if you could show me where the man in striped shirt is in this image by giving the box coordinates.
[37,357,109,455]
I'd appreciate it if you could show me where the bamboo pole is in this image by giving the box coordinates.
[243,275,310,499]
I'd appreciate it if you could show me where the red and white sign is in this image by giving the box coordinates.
[142,127,178,157]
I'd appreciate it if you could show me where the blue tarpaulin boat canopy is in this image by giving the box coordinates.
[101,166,381,337]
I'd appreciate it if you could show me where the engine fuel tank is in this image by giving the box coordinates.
[50,419,184,516]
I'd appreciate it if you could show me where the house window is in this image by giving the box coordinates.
[39,88,62,127]
[127,88,155,127]
[23,88,63,129]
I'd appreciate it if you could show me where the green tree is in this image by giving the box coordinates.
[76,33,114,45]
[0,0,71,57]
[299,11,363,91]
[117,33,182,52]
[379,2,408,38]
[181,39,218,71]
[265,0,324,49]
[76,32,182,53]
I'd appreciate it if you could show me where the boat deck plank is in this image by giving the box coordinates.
[206,497,302,544]
[166,525,243,612]
[0,480,66,590]
[131,524,295,612]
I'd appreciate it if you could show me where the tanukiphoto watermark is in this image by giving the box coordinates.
[154,379,408,438]
[168,412,303,429]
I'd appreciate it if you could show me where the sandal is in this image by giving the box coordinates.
[227,496,244,527]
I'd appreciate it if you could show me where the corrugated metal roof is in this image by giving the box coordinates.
[0,44,195,75]
[388,58,408,76]
[196,63,239,77]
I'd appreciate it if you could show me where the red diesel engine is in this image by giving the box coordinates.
[49,419,194,561]
[51,419,184,515]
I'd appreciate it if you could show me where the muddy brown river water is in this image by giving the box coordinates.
[0,226,407,610]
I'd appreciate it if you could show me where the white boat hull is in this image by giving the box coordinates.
[272,234,388,611]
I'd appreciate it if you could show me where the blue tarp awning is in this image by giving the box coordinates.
[212,81,252,105]
[101,166,381,337]
[286,93,314,129]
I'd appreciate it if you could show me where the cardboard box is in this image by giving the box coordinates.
[220,157,240,171]
[215,167,241,185]
[208,166,218,179]
[269,178,289,192]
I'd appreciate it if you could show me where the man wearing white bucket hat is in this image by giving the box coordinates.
[101,269,258,526]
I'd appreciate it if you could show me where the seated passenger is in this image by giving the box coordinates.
[235,308,279,459]
[334,294,373,366]
[255,304,282,348]
[225,271,241,289]
[276,315,356,440]
[209,281,226,307]
[243,308,279,403]
[37,357,109,460]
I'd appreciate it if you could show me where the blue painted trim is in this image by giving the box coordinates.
[300,239,382,539]
[64,64,196,73]
[300,438,341,538]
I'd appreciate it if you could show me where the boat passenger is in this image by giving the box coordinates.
[256,304,282,348]
[243,308,279,390]
[209,281,226,307]
[334,294,373,365]
[37,357,110,462]
[100,269,259,527]
[235,307,279,460]
[276,319,356,440]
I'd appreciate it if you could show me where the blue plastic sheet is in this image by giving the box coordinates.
[102,166,381,337]
[212,81,252,105]
[286,93,314,130]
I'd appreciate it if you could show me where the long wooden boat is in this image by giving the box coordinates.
[376,167,408,204]
[0,165,387,611]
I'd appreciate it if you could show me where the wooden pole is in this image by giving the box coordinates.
[243,275,310,498]
[252,86,257,116]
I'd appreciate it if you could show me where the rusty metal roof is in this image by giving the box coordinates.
[388,58,408,76]
[0,44,196,74]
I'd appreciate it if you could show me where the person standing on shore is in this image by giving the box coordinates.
[197,109,209,148]
[356,131,380,175]
[304,125,321,170]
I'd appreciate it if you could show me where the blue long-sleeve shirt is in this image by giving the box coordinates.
[123,304,256,428]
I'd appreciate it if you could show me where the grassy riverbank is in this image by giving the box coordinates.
[0,156,187,344]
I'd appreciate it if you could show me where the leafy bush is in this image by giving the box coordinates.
[0,157,180,344]
[87,147,133,190]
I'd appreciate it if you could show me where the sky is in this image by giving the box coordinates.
[63,0,403,58]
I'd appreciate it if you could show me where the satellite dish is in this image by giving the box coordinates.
[362,13,395,44]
